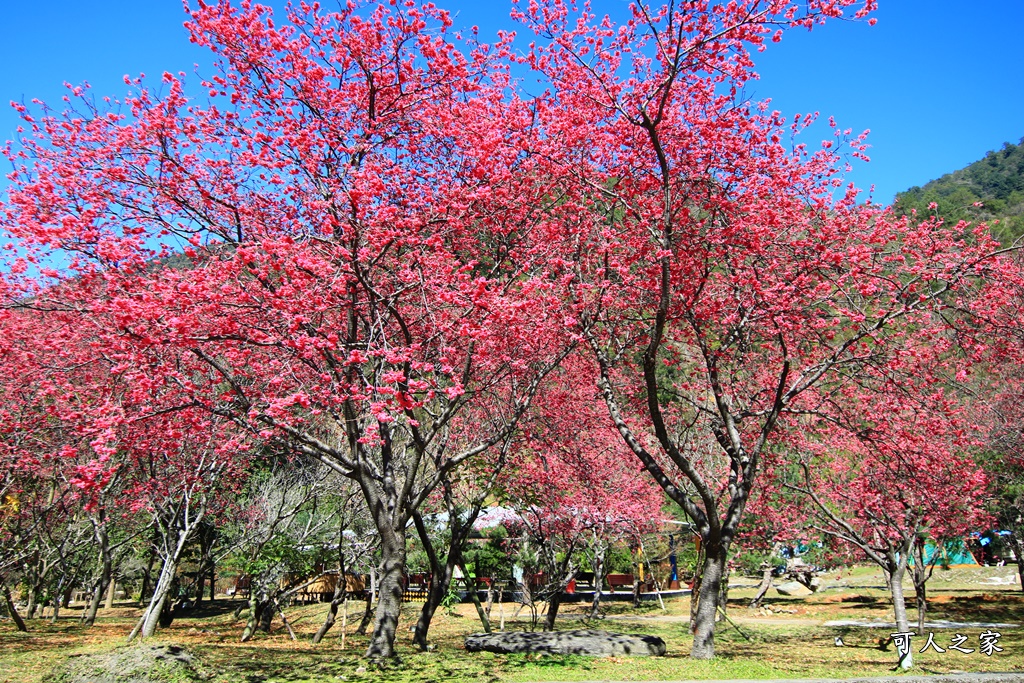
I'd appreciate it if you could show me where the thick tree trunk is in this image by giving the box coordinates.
[2,581,27,632]
[61,582,74,610]
[690,543,726,660]
[364,535,406,660]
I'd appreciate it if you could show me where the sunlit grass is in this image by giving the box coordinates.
[2,565,1022,683]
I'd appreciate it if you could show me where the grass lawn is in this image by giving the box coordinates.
[2,565,1023,683]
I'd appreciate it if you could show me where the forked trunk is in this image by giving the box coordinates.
[690,544,726,660]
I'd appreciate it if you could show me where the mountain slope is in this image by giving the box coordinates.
[893,139,1024,244]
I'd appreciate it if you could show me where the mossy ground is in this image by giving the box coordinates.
[2,565,1022,683]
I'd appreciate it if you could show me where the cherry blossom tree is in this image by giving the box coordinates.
[500,363,663,630]
[510,0,1022,659]
[786,381,989,669]
[2,0,574,658]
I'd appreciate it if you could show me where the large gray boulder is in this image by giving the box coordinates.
[464,629,666,657]
[47,644,205,683]
[776,580,813,597]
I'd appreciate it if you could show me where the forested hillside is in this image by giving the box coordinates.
[894,139,1024,244]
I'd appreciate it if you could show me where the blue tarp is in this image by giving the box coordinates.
[910,539,979,567]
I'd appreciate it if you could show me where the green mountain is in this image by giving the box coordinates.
[893,138,1024,244]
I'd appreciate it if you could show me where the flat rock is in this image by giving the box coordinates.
[776,581,813,597]
[464,629,666,657]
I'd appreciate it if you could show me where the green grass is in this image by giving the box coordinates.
[2,565,1023,683]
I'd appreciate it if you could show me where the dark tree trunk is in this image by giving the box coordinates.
[355,588,373,636]
[466,573,491,632]
[313,579,346,644]
[139,544,157,606]
[257,596,274,632]
[83,534,113,627]
[194,523,216,607]
[411,511,457,651]
[413,573,448,650]
[2,581,27,632]
[543,591,561,632]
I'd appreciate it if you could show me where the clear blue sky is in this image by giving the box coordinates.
[0,1,1021,205]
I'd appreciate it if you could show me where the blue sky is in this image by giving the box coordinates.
[0,1,1020,205]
